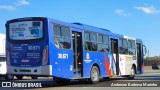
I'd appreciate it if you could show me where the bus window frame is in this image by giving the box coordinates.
[84,31,98,52]
[53,24,71,50]
[128,40,136,55]
[97,34,109,52]
[119,38,128,55]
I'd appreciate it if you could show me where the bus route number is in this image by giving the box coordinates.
[28,46,40,51]
[58,53,68,59]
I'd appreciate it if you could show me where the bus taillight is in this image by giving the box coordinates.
[42,46,48,65]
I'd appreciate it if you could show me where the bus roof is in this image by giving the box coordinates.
[48,18,112,34]
[72,22,110,32]
[6,17,142,42]
[48,18,138,40]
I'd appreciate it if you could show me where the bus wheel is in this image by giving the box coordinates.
[16,76,23,80]
[31,76,38,79]
[89,66,100,84]
[5,74,14,80]
[128,66,135,80]
[53,77,70,84]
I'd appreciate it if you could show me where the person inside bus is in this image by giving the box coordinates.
[54,38,60,48]
[85,42,89,51]
[54,38,65,48]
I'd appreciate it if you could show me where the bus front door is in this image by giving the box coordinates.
[111,39,119,75]
[136,43,142,74]
[72,31,83,77]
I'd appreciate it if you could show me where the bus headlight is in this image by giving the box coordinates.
[42,46,48,65]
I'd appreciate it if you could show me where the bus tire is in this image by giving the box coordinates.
[128,66,135,80]
[31,76,38,79]
[5,74,14,80]
[53,77,70,84]
[16,76,23,80]
[89,66,100,84]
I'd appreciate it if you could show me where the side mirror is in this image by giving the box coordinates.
[143,45,147,56]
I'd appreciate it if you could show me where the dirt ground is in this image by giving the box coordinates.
[144,66,152,70]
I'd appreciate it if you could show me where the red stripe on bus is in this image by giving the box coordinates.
[104,55,112,76]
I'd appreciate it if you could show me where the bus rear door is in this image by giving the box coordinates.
[110,38,119,75]
[72,30,83,78]
[136,42,146,74]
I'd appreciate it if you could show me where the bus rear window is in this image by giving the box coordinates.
[9,21,43,40]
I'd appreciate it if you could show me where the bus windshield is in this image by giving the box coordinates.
[9,21,43,40]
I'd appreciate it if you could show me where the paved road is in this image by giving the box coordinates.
[0,70,160,90]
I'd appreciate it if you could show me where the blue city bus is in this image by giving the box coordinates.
[5,17,146,83]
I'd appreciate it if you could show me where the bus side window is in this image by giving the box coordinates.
[54,38,60,48]
[128,40,132,55]
[98,34,109,52]
[85,32,90,51]
[103,35,109,52]
[85,42,89,50]
[131,41,136,55]
[61,27,71,49]
[61,27,70,38]
[98,34,103,52]
[119,39,128,55]
[53,25,71,49]
[123,39,128,54]
[53,25,61,36]
[119,39,124,54]
[84,32,97,51]
[91,42,97,51]
[128,40,136,55]
[62,38,71,49]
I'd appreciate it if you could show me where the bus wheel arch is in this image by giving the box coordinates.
[128,64,136,80]
[92,63,101,76]
[132,64,137,74]
[89,63,100,84]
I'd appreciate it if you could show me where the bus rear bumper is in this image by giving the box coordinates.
[7,65,52,76]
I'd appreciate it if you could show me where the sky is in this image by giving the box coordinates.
[0,0,160,57]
